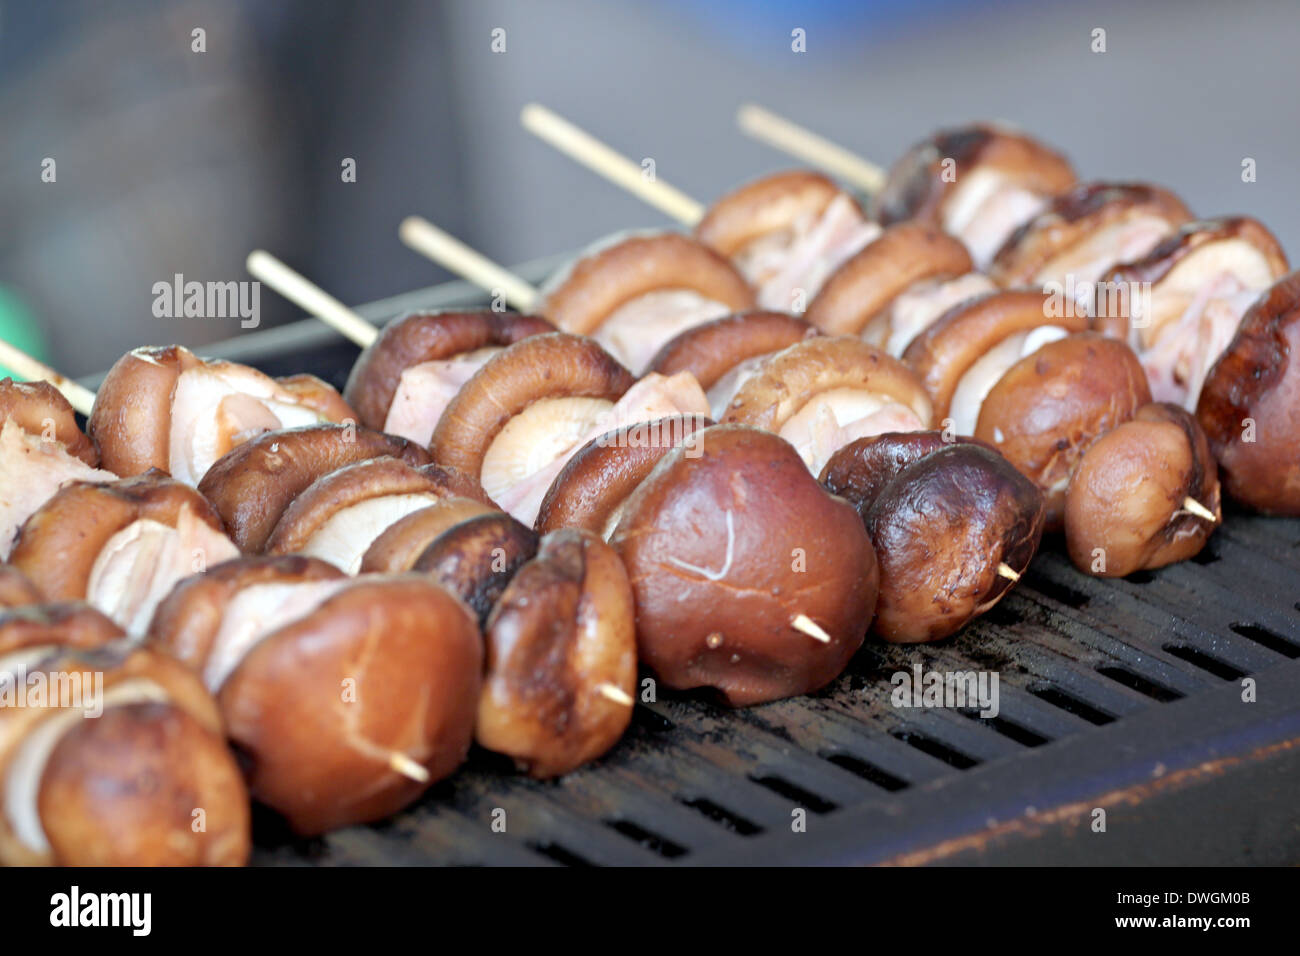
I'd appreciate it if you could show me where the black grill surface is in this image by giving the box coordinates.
[107,267,1300,867]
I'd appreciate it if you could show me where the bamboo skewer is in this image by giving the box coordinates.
[398,217,540,312]
[246,250,379,348]
[0,339,96,416]
[1182,497,1218,523]
[996,562,1021,582]
[520,103,705,226]
[736,103,887,194]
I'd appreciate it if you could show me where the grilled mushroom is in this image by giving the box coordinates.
[1197,270,1300,515]
[821,433,1044,642]
[611,424,878,706]
[1065,403,1221,576]
[149,561,481,835]
[539,233,756,371]
[197,423,432,552]
[89,345,355,485]
[476,528,636,777]
[0,615,250,866]
[343,310,554,444]
[0,378,97,466]
[412,513,539,626]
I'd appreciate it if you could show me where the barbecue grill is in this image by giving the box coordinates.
[89,256,1300,867]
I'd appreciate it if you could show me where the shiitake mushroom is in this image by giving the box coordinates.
[975,332,1151,528]
[411,513,540,627]
[611,424,878,706]
[1197,270,1300,515]
[476,528,636,778]
[821,432,1044,643]
[1065,403,1221,576]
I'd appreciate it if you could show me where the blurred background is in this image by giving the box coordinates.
[1,0,1296,375]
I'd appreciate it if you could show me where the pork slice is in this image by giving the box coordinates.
[383,347,501,447]
[595,291,732,373]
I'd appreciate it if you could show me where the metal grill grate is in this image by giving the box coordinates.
[116,266,1299,867]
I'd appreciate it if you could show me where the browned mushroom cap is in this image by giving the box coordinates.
[976,333,1152,528]
[0,378,97,466]
[859,443,1045,643]
[342,310,554,431]
[148,554,346,670]
[902,290,1091,423]
[611,424,878,707]
[1093,216,1289,341]
[819,431,992,520]
[37,701,249,866]
[264,457,460,571]
[1066,403,1220,576]
[645,311,817,390]
[875,124,1076,227]
[804,222,974,335]
[0,566,44,610]
[412,513,539,627]
[0,642,249,866]
[476,528,636,778]
[535,415,713,535]
[9,472,239,633]
[0,601,125,652]
[695,170,848,257]
[431,332,636,481]
[540,233,756,336]
[88,345,356,482]
[216,575,482,835]
[990,182,1193,287]
[359,496,498,573]
[719,337,933,459]
[197,423,431,552]
[1197,271,1300,515]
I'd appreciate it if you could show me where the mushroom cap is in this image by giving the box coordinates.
[875,123,1076,226]
[902,290,1091,423]
[819,430,993,521]
[477,528,636,778]
[343,310,554,430]
[1094,217,1289,340]
[264,456,458,562]
[148,554,346,671]
[864,443,1045,642]
[0,641,247,865]
[9,471,231,602]
[412,513,539,627]
[645,311,817,390]
[198,423,431,552]
[0,566,44,610]
[430,332,636,482]
[0,601,124,652]
[1197,271,1300,514]
[804,221,973,335]
[976,332,1151,528]
[695,170,850,257]
[990,181,1193,286]
[359,496,498,573]
[611,424,878,707]
[720,336,932,430]
[38,700,250,866]
[216,575,481,835]
[540,233,756,335]
[535,414,713,535]
[0,378,98,467]
[1066,403,1220,576]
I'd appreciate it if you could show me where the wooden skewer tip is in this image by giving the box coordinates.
[596,683,635,707]
[997,562,1021,582]
[791,613,832,644]
[1182,497,1218,523]
[388,752,431,784]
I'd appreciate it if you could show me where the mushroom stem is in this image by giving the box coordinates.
[735,103,887,194]
[247,250,378,348]
[1182,497,1218,523]
[596,682,635,707]
[520,103,705,226]
[398,217,540,313]
[0,339,96,416]
[996,562,1021,582]
[791,613,832,644]
[388,752,431,784]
